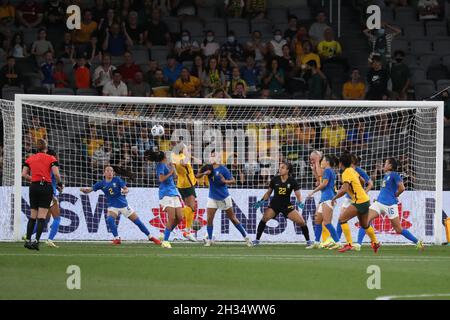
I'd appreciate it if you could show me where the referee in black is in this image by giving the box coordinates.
[22,139,63,250]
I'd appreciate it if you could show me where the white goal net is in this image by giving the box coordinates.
[0,96,444,243]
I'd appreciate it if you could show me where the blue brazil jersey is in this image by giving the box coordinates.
[377,171,402,206]
[208,165,232,200]
[93,176,128,208]
[156,163,179,200]
[320,167,336,203]
[345,166,370,199]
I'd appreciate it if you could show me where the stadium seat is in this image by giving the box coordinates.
[181,18,205,38]
[433,39,450,56]
[426,24,448,37]
[395,7,417,23]
[22,72,43,88]
[227,18,250,35]
[52,88,74,95]
[391,38,409,53]
[250,19,273,34]
[26,87,48,94]
[410,67,426,86]
[414,80,436,100]
[418,54,440,69]
[403,24,425,38]
[198,6,216,18]
[1,86,24,101]
[111,56,125,66]
[437,79,450,92]
[427,65,449,84]
[204,19,227,37]
[131,49,149,65]
[267,8,287,23]
[23,28,38,47]
[139,63,150,73]
[162,17,181,34]
[443,54,450,70]
[150,46,170,65]
[289,7,312,21]
[381,8,395,23]
[76,88,99,96]
[403,54,418,67]
[410,39,432,56]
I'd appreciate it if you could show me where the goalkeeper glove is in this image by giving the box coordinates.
[253,199,267,209]
[295,200,305,210]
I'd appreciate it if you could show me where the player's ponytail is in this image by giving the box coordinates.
[281,161,294,176]
[144,148,165,162]
[323,155,338,167]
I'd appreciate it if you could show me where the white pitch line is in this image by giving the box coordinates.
[376,293,450,300]
[1,252,450,262]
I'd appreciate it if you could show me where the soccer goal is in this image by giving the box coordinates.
[0,95,444,244]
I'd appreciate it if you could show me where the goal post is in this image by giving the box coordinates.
[1,95,444,244]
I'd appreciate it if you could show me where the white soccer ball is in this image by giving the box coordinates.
[151,125,165,137]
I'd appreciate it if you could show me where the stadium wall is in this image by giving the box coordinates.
[0,188,448,243]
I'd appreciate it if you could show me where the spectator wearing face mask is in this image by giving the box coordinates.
[268,29,288,58]
[220,31,244,61]
[201,30,220,57]
[363,22,401,64]
[389,50,410,100]
[175,30,200,62]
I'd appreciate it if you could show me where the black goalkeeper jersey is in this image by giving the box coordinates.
[269,175,300,207]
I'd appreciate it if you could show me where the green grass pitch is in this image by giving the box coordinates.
[0,242,449,300]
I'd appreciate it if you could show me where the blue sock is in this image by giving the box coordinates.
[357,227,366,245]
[48,217,61,240]
[133,218,150,236]
[336,223,342,240]
[207,225,213,240]
[401,229,418,244]
[233,223,247,238]
[106,215,119,238]
[325,223,340,243]
[164,227,171,241]
[314,224,322,242]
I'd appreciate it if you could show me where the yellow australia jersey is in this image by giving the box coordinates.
[342,167,370,204]
[172,153,197,189]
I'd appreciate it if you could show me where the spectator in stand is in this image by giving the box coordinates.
[92,0,107,22]
[53,60,69,88]
[163,54,183,85]
[118,51,142,84]
[144,8,171,47]
[175,30,201,62]
[102,23,133,57]
[97,8,120,44]
[128,71,151,96]
[306,59,327,99]
[11,32,28,58]
[366,54,389,100]
[0,0,15,27]
[150,68,170,97]
[245,30,267,64]
[93,53,116,94]
[173,67,201,97]
[309,11,330,45]
[321,120,346,153]
[117,0,132,21]
[231,81,247,98]
[135,127,155,156]
[173,0,199,17]
[225,0,244,18]
[0,38,11,62]
[83,34,102,63]
[201,30,220,58]
[291,25,310,62]
[103,69,128,96]
[205,88,231,119]
[191,54,206,88]
[83,124,104,158]
[31,28,54,65]
[40,51,55,93]
[125,11,144,46]
[263,58,285,95]
[317,27,348,71]
[227,66,247,95]
[342,68,365,100]
[417,0,441,20]
[57,32,74,59]
[219,53,235,85]
[347,120,371,151]
[204,56,225,95]
[17,0,43,28]
[284,15,299,44]
[268,29,288,58]
[299,40,321,69]
[45,0,65,27]
[29,114,47,145]
[260,88,270,98]
[279,44,296,81]
[73,10,98,50]
[73,55,91,90]
[246,0,266,19]
[240,55,260,93]
[220,31,244,61]
[144,59,158,84]
[390,50,410,100]
[0,56,22,89]
[363,22,401,64]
